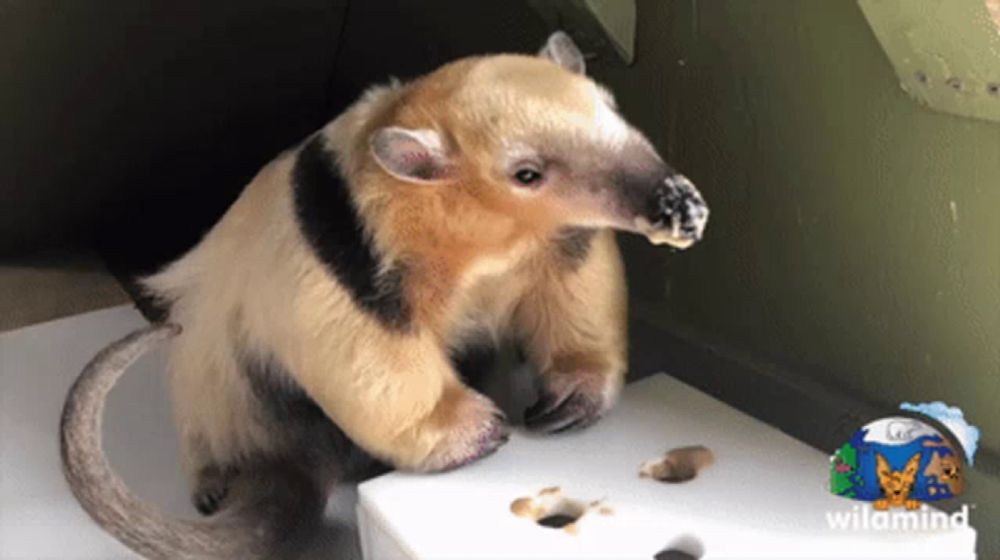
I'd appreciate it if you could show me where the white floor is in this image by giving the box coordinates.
[0,305,361,560]
[3,306,978,560]
[358,375,977,559]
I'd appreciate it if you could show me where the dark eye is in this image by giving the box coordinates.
[513,167,544,187]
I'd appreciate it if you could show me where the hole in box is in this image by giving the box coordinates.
[537,513,580,529]
[654,534,705,559]
[510,487,608,534]
[640,445,715,483]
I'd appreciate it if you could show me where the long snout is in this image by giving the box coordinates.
[569,133,708,248]
[635,174,709,248]
[594,134,709,249]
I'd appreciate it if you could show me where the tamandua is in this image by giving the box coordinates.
[60,32,708,559]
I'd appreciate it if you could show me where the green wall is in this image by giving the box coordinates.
[597,0,999,552]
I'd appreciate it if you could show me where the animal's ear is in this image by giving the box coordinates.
[538,31,585,74]
[370,126,453,183]
[904,453,922,475]
[875,454,891,477]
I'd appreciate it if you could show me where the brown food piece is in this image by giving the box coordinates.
[640,445,715,483]
[510,497,537,518]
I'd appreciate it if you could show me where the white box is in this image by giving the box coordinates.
[357,374,976,559]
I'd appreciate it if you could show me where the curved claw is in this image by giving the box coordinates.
[524,389,602,434]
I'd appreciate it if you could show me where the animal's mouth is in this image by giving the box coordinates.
[634,217,701,249]
[632,174,709,249]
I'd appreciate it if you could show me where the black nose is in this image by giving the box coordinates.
[648,175,709,239]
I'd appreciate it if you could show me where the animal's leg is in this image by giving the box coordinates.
[175,429,240,515]
[288,332,509,472]
[191,463,240,515]
[170,340,277,515]
[515,230,628,433]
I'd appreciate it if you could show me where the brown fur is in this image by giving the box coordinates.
[60,32,707,559]
[874,453,922,510]
[146,45,641,479]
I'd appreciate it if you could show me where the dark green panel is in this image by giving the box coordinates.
[860,0,1000,123]
[0,1,347,256]
[594,1,999,554]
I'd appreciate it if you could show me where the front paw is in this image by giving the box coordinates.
[525,370,617,434]
[413,388,510,472]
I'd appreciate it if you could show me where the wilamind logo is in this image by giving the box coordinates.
[825,504,971,532]
[826,402,979,535]
[830,402,979,513]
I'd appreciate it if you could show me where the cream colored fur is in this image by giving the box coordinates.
[145,66,630,480]
[60,32,709,559]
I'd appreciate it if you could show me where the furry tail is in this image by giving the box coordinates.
[60,324,329,560]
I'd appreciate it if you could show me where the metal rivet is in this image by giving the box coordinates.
[987,83,1000,96]
[946,77,963,91]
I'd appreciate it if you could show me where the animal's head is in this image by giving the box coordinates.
[366,32,708,249]
[938,453,964,493]
[875,453,921,501]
